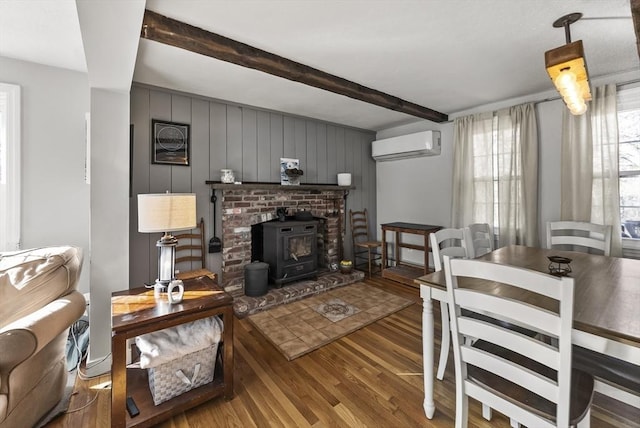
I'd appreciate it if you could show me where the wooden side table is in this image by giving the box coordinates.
[111,275,234,428]
[381,222,442,287]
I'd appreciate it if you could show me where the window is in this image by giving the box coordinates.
[617,86,640,241]
[452,103,538,247]
[0,83,21,251]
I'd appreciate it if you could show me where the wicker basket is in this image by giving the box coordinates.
[147,343,218,405]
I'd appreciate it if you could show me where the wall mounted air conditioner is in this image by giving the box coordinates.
[371,130,441,161]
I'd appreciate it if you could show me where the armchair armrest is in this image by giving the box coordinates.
[0,291,85,374]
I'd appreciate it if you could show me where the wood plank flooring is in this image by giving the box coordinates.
[47,275,640,427]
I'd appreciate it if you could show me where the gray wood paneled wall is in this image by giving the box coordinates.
[129,84,377,287]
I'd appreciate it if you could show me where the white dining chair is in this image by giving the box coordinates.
[429,228,468,381]
[546,221,612,256]
[443,256,595,428]
[464,223,494,259]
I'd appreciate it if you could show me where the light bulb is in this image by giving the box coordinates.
[570,102,587,115]
[555,69,577,91]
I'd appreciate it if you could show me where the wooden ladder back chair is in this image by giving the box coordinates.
[443,256,594,428]
[349,209,382,277]
[174,217,215,281]
[546,221,612,256]
[429,228,468,381]
[464,223,494,259]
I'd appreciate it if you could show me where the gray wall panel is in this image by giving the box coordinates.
[327,126,337,182]
[226,106,243,177]
[269,113,284,182]
[170,94,193,192]
[209,103,227,178]
[242,108,258,182]
[283,116,295,158]
[257,111,271,182]
[130,84,375,285]
[189,98,211,273]
[316,124,328,183]
[306,121,317,183]
[294,118,306,169]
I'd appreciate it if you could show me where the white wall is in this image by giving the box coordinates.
[86,88,130,373]
[375,123,453,266]
[0,56,91,293]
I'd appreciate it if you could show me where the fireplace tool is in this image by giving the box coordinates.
[209,190,222,253]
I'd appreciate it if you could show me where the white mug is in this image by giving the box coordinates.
[168,279,185,304]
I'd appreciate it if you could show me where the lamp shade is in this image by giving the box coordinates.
[138,193,196,233]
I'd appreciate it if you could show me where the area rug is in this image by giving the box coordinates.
[247,282,414,360]
[233,270,365,318]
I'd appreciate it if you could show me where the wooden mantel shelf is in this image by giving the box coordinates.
[206,181,354,191]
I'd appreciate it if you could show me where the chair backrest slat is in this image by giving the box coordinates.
[174,217,206,269]
[464,223,494,259]
[430,227,468,271]
[546,220,612,256]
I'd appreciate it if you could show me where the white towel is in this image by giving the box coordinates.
[135,316,223,369]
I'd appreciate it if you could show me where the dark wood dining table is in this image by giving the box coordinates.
[415,244,640,419]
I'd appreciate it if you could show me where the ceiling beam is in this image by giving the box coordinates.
[632,0,640,60]
[140,9,449,123]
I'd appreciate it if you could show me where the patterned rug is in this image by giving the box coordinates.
[247,282,414,360]
[233,270,365,318]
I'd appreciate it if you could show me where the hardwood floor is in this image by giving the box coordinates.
[48,275,639,427]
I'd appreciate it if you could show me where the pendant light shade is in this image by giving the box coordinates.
[544,13,592,115]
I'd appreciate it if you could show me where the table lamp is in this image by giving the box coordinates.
[138,192,196,295]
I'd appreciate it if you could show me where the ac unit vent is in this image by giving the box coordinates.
[372,130,441,162]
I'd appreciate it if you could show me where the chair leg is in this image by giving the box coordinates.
[437,300,450,380]
[368,248,372,277]
[576,407,591,428]
[455,392,468,428]
[482,404,492,421]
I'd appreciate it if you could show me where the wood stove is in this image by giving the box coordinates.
[252,220,318,286]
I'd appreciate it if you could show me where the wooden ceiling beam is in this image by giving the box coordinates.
[141,9,449,123]
[632,0,640,60]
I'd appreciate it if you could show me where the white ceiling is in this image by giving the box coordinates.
[1,0,638,131]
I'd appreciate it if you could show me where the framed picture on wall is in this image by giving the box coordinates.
[151,119,190,166]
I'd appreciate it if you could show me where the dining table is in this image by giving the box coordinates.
[415,244,640,419]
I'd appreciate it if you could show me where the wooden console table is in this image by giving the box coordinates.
[111,275,234,428]
[381,222,442,287]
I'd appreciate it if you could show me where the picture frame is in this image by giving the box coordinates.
[151,119,190,166]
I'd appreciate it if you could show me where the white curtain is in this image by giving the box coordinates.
[451,103,538,247]
[561,84,622,256]
[495,103,539,247]
[451,112,494,230]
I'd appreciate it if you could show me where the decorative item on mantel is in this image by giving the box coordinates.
[281,158,303,185]
[337,173,351,186]
[220,169,235,183]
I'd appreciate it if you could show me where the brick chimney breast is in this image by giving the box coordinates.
[218,188,345,295]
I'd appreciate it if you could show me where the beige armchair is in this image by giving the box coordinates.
[0,246,86,428]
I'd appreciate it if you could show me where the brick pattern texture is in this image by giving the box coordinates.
[220,189,346,294]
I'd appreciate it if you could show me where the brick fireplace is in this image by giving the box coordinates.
[213,184,348,295]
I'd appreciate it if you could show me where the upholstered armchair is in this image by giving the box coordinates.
[0,246,86,428]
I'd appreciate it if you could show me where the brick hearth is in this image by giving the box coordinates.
[218,187,347,295]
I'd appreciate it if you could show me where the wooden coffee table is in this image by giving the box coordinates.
[111,275,234,428]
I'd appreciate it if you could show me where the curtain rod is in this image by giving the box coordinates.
[534,77,640,106]
[438,76,640,124]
